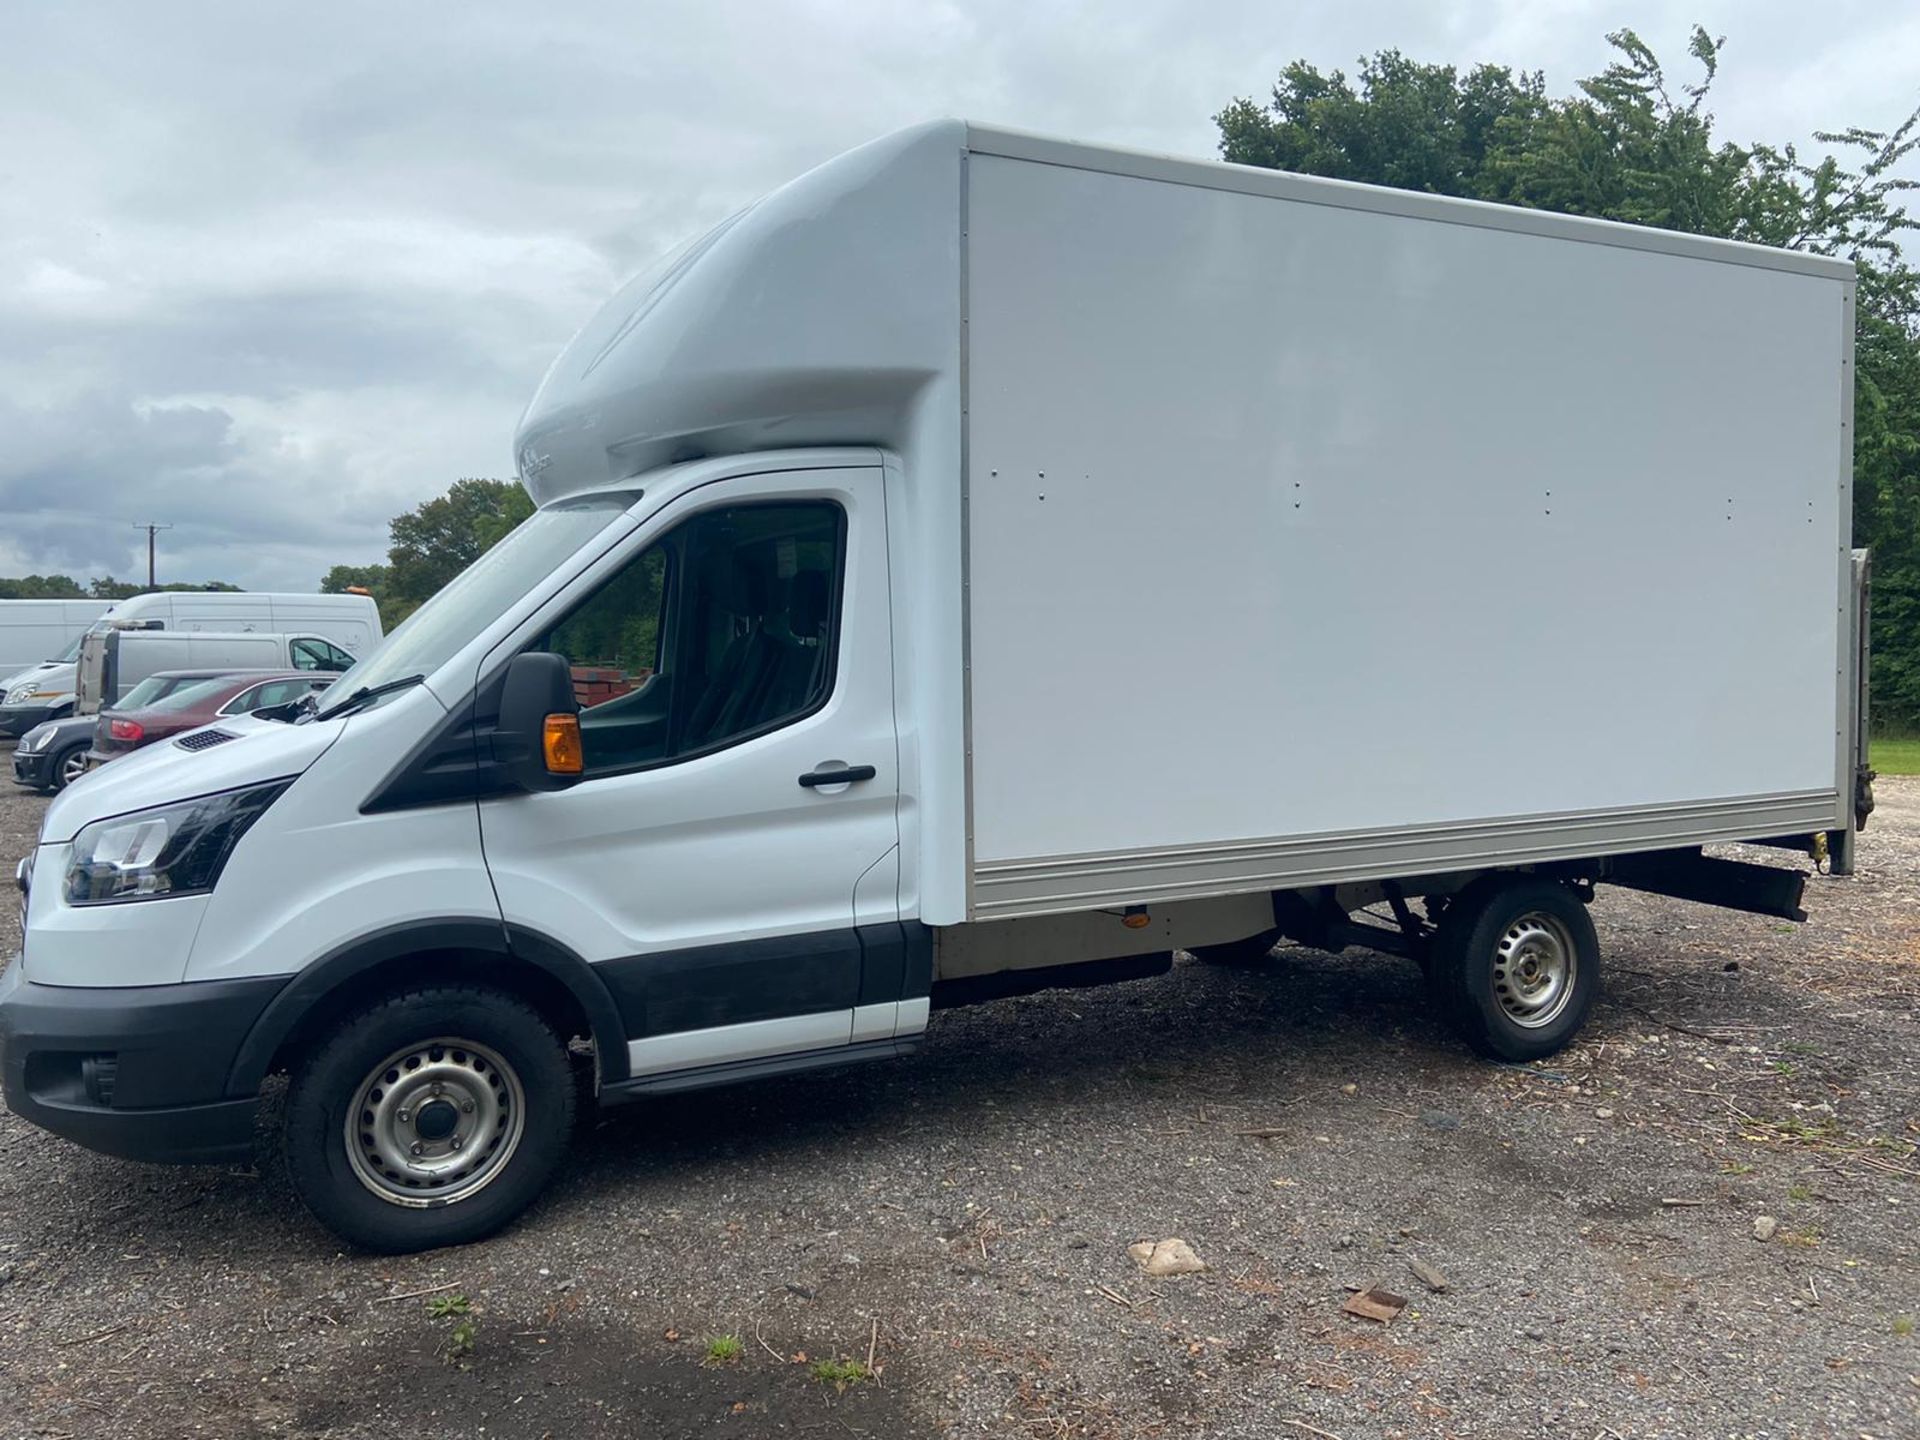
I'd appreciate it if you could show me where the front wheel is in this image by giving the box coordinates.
[48,742,89,793]
[284,985,576,1252]
[1432,879,1598,1061]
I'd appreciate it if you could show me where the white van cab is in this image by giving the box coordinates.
[0,600,113,682]
[0,591,379,737]
[0,123,1866,1252]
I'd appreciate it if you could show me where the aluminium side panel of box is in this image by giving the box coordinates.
[959,136,1851,919]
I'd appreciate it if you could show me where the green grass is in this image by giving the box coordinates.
[1871,734,1920,776]
[810,1357,872,1389]
[703,1334,743,1366]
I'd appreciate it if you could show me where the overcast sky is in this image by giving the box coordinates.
[1,2,1915,591]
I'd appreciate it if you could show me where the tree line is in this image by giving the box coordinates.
[0,575,242,600]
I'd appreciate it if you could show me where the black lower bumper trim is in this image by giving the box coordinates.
[11,751,55,789]
[0,962,288,1165]
[14,1092,263,1165]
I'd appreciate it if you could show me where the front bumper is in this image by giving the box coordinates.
[0,960,289,1164]
[10,744,56,790]
[0,703,64,738]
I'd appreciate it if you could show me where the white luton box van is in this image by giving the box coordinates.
[0,122,1870,1252]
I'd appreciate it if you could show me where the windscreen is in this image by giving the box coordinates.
[113,674,176,710]
[317,497,635,714]
[50,634,85,663]
[129,677,233,713]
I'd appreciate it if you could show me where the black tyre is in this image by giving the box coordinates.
[48,742,89,793]
[284,985,576,1253]
[1432,878,1598,1061]
[1188,929,1283,966]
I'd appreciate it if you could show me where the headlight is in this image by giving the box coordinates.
[4,683,37,704]
[21,727,52,753]
[63,782,290,906]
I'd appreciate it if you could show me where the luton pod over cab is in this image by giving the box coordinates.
[0,122,1868,1252]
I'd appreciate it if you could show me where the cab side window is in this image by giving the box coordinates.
[536,502,843,777]
[290,638,353,672]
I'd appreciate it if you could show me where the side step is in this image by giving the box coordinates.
[600,1036,920,1105]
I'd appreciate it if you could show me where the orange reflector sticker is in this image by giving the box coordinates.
[1122,909,1151,929]
[543,714,584,774]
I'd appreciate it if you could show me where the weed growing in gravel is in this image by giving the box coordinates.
[426,1294,477,1366]
[1778,1226,1822,1248]
[811,1357,871,1390]
[1787,1184,1812,1202]
[1720,1161,1754,1175]
[703,1334,743,1366]
[1893,1315,1914,1338]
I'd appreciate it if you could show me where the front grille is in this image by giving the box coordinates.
[175,729,239,753]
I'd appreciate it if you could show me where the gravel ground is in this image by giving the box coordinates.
[0,765,1914,1439]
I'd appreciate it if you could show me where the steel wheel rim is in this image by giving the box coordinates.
[344,1037,526,1208]
[60,751,87,786]
[1491,911,1577,1028]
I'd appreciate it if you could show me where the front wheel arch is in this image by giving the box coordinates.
[227,921,629,1096]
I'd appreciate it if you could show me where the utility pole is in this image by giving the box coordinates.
[131,522,173,589]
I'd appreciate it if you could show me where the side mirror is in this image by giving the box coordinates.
[493,652,583,792]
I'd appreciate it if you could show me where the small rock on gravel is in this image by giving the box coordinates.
[1753,1215,1779,1242]
[1128,1238,1206,1276]
[1407,1256,1450,1293]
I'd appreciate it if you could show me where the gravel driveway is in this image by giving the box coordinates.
[0,765,1914,1438]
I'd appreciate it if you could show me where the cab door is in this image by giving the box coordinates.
[477,465,901,1079]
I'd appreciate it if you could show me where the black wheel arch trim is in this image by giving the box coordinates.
[225,918,631,1095]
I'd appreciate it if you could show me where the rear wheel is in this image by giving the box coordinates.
[1188,929,1283,966]
[284,985,575,1252]
[1432,878,1598,1061]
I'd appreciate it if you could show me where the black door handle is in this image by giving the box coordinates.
[798,764,876,788]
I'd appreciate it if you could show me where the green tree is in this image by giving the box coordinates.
[1219,27,1920,728]
[473,484,535,552]
[0,574,90,599]
[384,478,530,623]
[85,578,243,599]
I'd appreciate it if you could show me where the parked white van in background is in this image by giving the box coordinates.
[0,123,1869,1254]
[0,592,379,736]
[0,601,113,679]
[76,630,359,713]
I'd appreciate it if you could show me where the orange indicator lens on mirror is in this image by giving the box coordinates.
[543,714,584,774]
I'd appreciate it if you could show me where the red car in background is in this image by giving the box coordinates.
[88,669,334,767]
